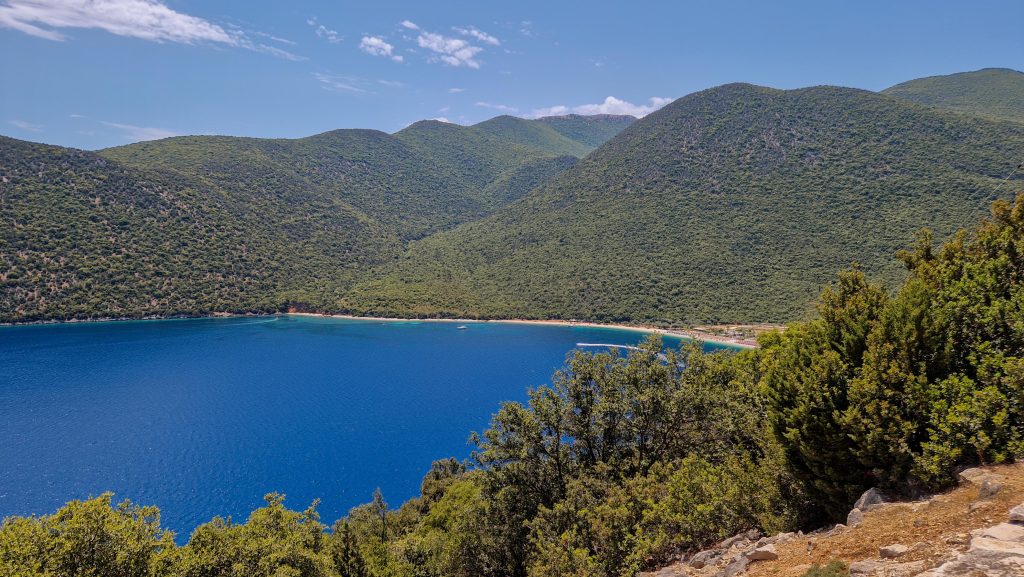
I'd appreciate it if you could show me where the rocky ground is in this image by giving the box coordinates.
[642,463,1024,577]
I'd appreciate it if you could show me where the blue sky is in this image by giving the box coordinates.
[2,0,1021,150]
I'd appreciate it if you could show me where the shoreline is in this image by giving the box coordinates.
[1,311,760,349]
[289,312,759,349]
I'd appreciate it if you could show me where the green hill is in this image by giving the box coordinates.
[882,68,1024,123]
[343,83,1024,324]
[536,113,637,148]
[0,135,402,322]
[1,114,630,323]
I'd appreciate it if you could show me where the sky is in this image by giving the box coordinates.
[1,0,1022,150]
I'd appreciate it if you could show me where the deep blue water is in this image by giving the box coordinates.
[0,315,732,537]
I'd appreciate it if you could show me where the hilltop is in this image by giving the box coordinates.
[883,67,1024,123]
[344,83,1024,324]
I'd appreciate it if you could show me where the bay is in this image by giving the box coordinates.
[0,315,732,536]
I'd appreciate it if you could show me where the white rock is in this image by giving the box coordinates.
[847,508,865,527]
[971,522,1024,543]
[969,535,1024,555]
[854,487,888,511]
[1010,503,1024,524]
[745,544,778,561]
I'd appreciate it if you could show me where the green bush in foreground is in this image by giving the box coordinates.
[801,560,849,577]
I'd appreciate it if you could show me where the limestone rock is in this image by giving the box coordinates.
[958,467,989,484]
[745,544,778,561]
[1009,503,1024,524]
[848,559,885,576]
[972,522,1024,543]
[689,549,717,569]
[879,543,910,559]
[719,556,749,577]
[854,487,888,511]
[979,478,1004,499]
[847,508,865,527]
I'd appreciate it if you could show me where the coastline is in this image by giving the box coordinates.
[289,312,760,349]
[1,311,762,348]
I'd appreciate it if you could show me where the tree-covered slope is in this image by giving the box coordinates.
[882,68,1024,123]
[536,113,637,148]
[2,111,633,323]
[343,83,1024,324]
[0,136,402,322]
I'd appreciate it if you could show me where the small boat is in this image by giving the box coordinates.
[457,325,468,329]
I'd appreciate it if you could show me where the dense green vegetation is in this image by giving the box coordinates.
[883,68,1024,124]
[534,114,636,149]
[1,115,624,323]
[345,83,1024,324]
[6,196,1024,576]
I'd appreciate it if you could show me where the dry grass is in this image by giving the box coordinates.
[745,463,1024,577]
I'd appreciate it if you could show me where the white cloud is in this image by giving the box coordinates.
[431,117,451,123]
[530,96,672,118]
[448,87,465,93]
[313,72,372,94]
[7,119,41,132]
[0,0,236,44]
[376,79,404,87]
[0,1,302,60]
[307,16,341,43]
[101,121,176,141]
[400,20,418,30]
[254,31,296,46]
[475,101,518,113]
[359,36,402,62]
[417,30,482,68]
[454,25,499,46]
[530,105,570,117]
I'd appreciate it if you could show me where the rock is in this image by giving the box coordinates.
[745,544,778,561]
[879,543,910,559]
[847,508,865,527]
[959,467,989,484]
[743,528,761,541]
[689,549,717,569]
[718,534,744,549]
[914,517,926,527]
[1009,503,1024,524]
[848,559,885,575]
[884,560,925,577]
[972,522,1024,543]
[969,536,1024,556]
[775,532,797,544]
[854,487,888,511]
[720,556,749,577]
[979,478,1004,499]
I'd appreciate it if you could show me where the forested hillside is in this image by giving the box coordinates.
[5,194,1024,577]
[1,116,623,323]
[883,67,1024,123]
[344,83,1024,324]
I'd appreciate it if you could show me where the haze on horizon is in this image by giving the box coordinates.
[1,0,1021,150]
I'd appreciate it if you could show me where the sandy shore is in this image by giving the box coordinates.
[289,313,759,349]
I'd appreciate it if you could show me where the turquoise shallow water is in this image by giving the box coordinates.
[0,315,732,537]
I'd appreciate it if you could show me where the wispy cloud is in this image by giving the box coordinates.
[454,25,499,46]
[0,0,302,60]
[530,96,672,118]
[313,72,372,94]
[359,36,402,62]
[7,119,41,132]
[417,30,482,68]
[448,87,465,93]
[400,20,419,30]
[307,16,341,43]
[101,121,176,141]
[377,79,404,87]
[475,101,518,113]
[431,117,451,123]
